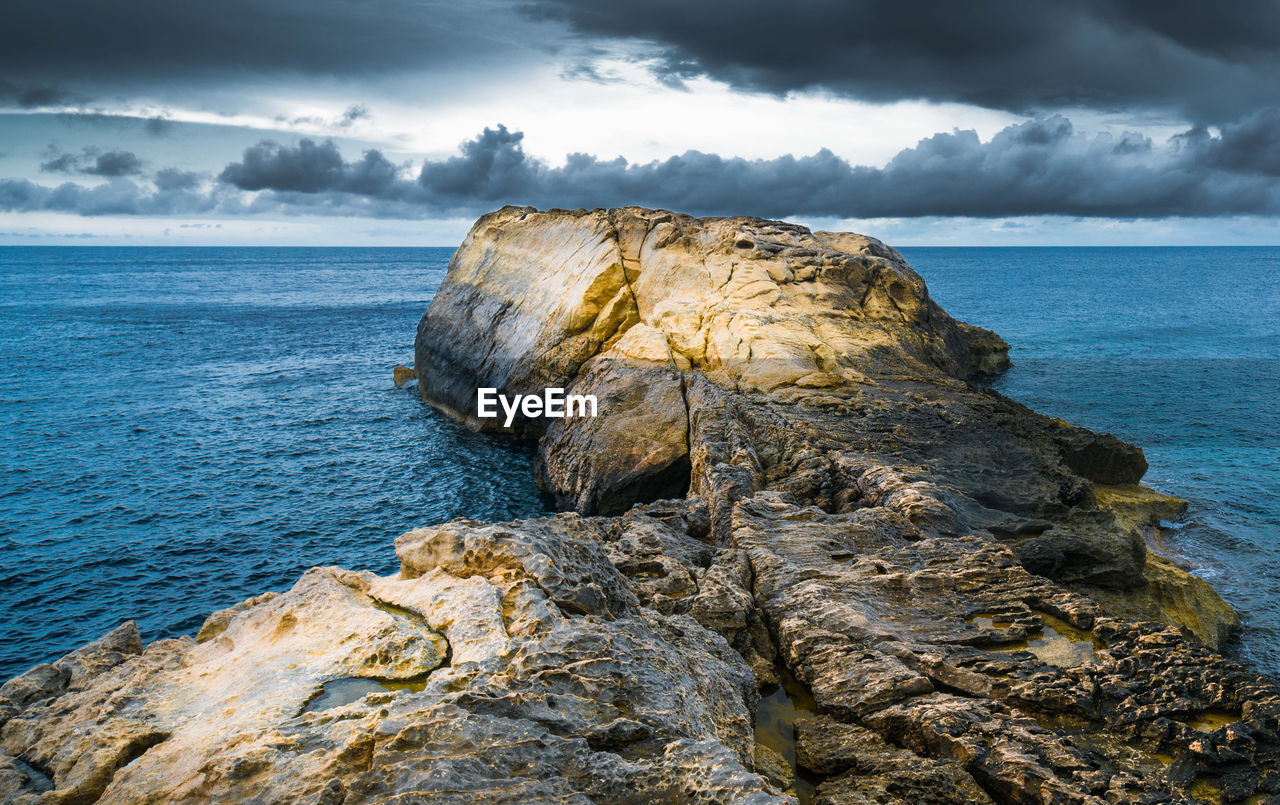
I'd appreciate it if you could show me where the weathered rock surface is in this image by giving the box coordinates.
[5,207,1266,804]
[1,519,782,804]
[1081,485,1242,648]
[415,206,1009,512]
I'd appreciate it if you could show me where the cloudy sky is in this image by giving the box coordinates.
[3,0,1280,245]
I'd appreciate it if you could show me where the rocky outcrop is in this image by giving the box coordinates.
[416,207,1006,421]
[4,206,1265,804]
[1082,484,1241,648]
[0,520,782,804]
[414,206,1010,513]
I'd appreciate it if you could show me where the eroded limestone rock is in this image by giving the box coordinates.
[6,207,1263,804]
[409,207,1260,803]
[0,520,784,804]
[415,206,1009,513]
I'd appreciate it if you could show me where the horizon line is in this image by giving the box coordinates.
[2,242,1279,249]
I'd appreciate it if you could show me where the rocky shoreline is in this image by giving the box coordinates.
[2,207,1272,803]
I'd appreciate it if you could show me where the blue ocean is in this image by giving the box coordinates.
[0,246,1276,680]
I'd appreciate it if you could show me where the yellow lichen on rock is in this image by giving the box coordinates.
[1078,555,1241,649]
[392,365,417,388]
[1094,483,1189,533]
[1084,484,1240,648]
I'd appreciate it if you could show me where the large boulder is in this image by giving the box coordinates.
[416,208,1007,423]
[416,206,1009,513]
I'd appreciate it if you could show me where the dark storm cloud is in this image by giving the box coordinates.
[37,151,80,175]
[5,0,1275,126]
[4,0,1276,125]
[144,117,174,137]
[39,147,145,176]
[153,168,202,192]
[282,105,375,131]
[10,114,1280,219]
[525,0,1280,121]
[0,0,547,94]
[89,150,145,177]
[0,80,79,108]
[215,118,1280,219]
[218,140,402,195]
[0,177,219,216]
[47,111,178,138]
[338,105,370,128]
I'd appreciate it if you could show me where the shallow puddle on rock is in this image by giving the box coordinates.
[1186,774,1266,804]
[968,611,1102,667]
[1030,710,1178,777]
[755,669,821,804]
[969,614,1016,631]
[1029,612,1103,667]
[1187,709,1238,733]
[1189,775,1224,804]
[302,674,431,713]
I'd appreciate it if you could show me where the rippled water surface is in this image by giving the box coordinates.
[0,247,551,678]
[1,246,1277,680]
[905,246,1280,673]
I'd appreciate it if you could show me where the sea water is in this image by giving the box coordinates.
[905,246,1280,673]
[0,247,549,678]
[0,246,1276,679]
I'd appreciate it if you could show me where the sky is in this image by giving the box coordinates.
[2,0,1280,245]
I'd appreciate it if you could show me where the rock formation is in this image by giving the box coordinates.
[3,207,1270,804]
